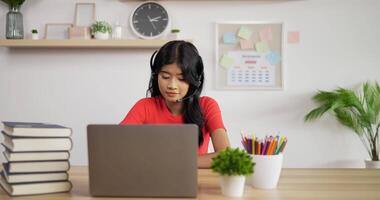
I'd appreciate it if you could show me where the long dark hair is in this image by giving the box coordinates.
[148,40,205,146]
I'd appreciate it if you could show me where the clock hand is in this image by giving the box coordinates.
[147,15,157,30]
[150,16,161,22]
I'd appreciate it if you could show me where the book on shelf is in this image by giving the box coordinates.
[3,161,70,173]
[2,121,72,137]
[0,165,68,183]
[2,146,70,162]
[0,172,72,196]
[1,131,72,152]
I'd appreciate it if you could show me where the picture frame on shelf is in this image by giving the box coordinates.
[44,23,73,40]
[74,3,96,27]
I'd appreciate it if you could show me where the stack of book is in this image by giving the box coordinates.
[0,121,73,196]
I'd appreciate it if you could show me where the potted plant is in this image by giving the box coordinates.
[305,81,380,168]
[211,147,254,197]
[167,28,181,40]
[31,29,38,40]
[90,21,112,40]
[1,0,26,39]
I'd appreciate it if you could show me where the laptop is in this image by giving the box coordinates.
[87,124,198,198]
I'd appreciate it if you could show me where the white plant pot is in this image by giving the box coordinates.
[167,33,180,40]
[365,159,380,168]
[31,33,39,40]
[95,32,109,40]
[220,175,246,197]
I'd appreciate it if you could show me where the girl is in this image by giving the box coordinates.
[120,40,230,168]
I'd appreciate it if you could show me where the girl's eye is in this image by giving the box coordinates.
[161,75,170,79]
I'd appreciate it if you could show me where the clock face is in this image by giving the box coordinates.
[130,2,169,39]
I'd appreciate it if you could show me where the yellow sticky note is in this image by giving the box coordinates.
[220,55,234,69]
[255,41,270,53]
[238,26,252,40]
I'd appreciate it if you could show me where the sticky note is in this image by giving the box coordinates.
[223,32,236,44]
[288,31,300,44]
[255,41,270,53]
[266,51,281,65]
[239,39,255,50]
[259,27,273,41]
[219,55,234,69]
[237,26,252,40]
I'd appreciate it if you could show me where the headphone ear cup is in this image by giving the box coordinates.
[150,50,158,72]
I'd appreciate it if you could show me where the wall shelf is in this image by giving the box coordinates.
[0,39,184,48]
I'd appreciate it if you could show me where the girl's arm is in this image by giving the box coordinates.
[197,128,230,168]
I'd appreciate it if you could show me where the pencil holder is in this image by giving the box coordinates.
[249,154,283,189]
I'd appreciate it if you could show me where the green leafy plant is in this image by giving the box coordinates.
[31,29,37,34]
[211,147,255,176]
[305,81,380,161]
[90,21,112,34]
[171,29,180,33]
[1,0,26,7]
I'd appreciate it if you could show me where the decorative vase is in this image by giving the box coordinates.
[167,32,178,40]
[112,23,122,39]
[220,175,246,197]
[94,32,109,40]
[31,33,39,40]
[6,5,24,39]
[365,159,380,168]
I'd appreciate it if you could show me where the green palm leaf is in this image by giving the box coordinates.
[305,82,380,161]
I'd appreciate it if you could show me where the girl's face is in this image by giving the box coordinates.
[158,63,190,103]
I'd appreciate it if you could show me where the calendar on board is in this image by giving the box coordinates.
[216,22,284,90]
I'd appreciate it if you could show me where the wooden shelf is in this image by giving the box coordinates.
[0,39,183,48]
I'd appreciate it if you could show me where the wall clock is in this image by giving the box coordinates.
[130,1,170,39]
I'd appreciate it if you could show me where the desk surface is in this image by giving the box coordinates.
[1,166,380,200]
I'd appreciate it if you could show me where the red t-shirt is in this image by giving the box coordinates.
[120,96,226,155]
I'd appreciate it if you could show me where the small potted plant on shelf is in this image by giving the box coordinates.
[305,81,380,168]
[90,21,112,40]
[167,28,181,40]
[211,147,254,197]
[31,29,38,40]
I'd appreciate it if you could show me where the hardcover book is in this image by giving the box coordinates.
[2,121,72,137]
[3,147,70,162]
[3,161,70,173]
[0,172,72,196]
[1,165,68,183]
[2,132,72,152]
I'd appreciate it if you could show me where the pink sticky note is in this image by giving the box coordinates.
[240,39,255,50]
[259,27,273,41]
[288,31,300,44]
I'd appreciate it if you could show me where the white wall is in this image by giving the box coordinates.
[1,0,379,168]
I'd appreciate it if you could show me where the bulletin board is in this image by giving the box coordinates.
[215,21,284,90]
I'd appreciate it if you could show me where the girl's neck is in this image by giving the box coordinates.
[165,100,184,116]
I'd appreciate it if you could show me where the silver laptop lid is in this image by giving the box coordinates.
[87,124,198,197]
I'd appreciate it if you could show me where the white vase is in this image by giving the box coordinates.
[365,159,380,168]
[220,175,246,197]
[167,33,179,40]
[95,32,109,40]
[31,33,38,40]
[113,24,122,39]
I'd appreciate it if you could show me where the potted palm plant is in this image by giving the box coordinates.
[305,82,380,168]
[1,0,26,39]
[211,147,254,197]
